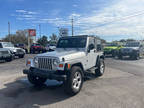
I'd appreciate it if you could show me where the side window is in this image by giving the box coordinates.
[97,44,102,52]
[0,43,3,48]
[88,37,95,50]
[95,39,102,52]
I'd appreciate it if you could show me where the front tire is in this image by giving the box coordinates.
[28,74,47,86]
[95,59,105,76]
[64,66,83,95]
[5,57,12,62]
[19,55,24,58]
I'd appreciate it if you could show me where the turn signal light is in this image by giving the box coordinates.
[67,64,71,69]
[59,64,64,68]
[27,60,31,65]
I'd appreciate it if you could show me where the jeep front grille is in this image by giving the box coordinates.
[1,51,9,54]
[38,57,53,70]
[17,49,23,53]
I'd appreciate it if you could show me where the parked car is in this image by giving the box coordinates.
[23,35,105,95]
[0,48,14,62]
[15,44,28,53]
[45,44,56,51]
[0,42,25,58]
[118,41,144,60]
[104,43,123,57]
[30,43,46,54]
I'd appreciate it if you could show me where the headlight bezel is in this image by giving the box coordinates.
[33,57,38,66]
[53,59,60,66]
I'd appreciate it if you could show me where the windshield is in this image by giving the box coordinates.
[2,42,14,47]
[18,44,24,46]
[125,42,140,47]
[57,37,87,48]
[32,44,40,46]
[106,43,117,47]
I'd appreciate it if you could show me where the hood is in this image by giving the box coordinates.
[104,46,117,50]
[0,48,10,51]
[5,47,24,52]
[37,48,86,61]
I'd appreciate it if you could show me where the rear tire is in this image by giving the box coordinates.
[95,59,105,76]
[64,66,83,95]
[133,53,140,60]
[118,54,123,59]
[28,74,47,86]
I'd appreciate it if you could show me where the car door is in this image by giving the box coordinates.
[142,45,144,56]
[139,44,144,56]
[86,37,97,69]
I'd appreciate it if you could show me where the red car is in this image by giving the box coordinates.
[30,43,46,54]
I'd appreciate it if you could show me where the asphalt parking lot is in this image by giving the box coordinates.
[0,54,144,108]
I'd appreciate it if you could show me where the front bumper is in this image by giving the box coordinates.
[23,68,67,81]
[14,52,25,56]
[0,55,11,60]
[120,51,137,56]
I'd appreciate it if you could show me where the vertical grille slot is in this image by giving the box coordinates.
[38,57,53,70]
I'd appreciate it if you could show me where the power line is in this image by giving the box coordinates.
[75,10,144,28]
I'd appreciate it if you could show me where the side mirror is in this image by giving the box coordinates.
[88,44,94,53]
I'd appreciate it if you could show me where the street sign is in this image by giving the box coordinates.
[28,29,36,36]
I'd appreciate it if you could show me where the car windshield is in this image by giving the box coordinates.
[57,37,87,48]
[106,43,117,47]
[2,42,14,47]
[19,44,24,46]
[125,42,140,47]
[32,44,40,46]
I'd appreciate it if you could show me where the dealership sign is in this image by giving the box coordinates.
[28,29,36,36]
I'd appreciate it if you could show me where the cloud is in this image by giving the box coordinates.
[73,4,78,7]
[12,0,144,40]
[55,0,144,40]
[13,9,37,20]
[16,9,37,15]
[16,9,27,13]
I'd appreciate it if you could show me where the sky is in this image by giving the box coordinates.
[0,0,144,41]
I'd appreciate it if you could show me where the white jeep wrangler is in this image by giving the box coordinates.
[23,35,105,95]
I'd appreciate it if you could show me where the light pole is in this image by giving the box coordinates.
[39,24,41,38]
[71,18,74,36]
[8,21,10,42]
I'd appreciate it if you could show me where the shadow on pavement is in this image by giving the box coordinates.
[0,77,71,108]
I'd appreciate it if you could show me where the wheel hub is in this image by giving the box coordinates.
[72,72,82,90]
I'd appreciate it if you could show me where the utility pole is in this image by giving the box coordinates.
[39,24,41,38]
[8,21,10,42]
[71,18,74,36]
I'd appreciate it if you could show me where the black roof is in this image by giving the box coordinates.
[60,35,98,39]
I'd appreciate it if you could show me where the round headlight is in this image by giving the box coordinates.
[34,57,38,64]
[53,59,59,66]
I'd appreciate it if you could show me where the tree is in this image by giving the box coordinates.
[126,39,136,42]
[37,35,48,46]
[2,34,29,45]
[49,33,58,45]
[119,39,126,42]
[50,34,58,42]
